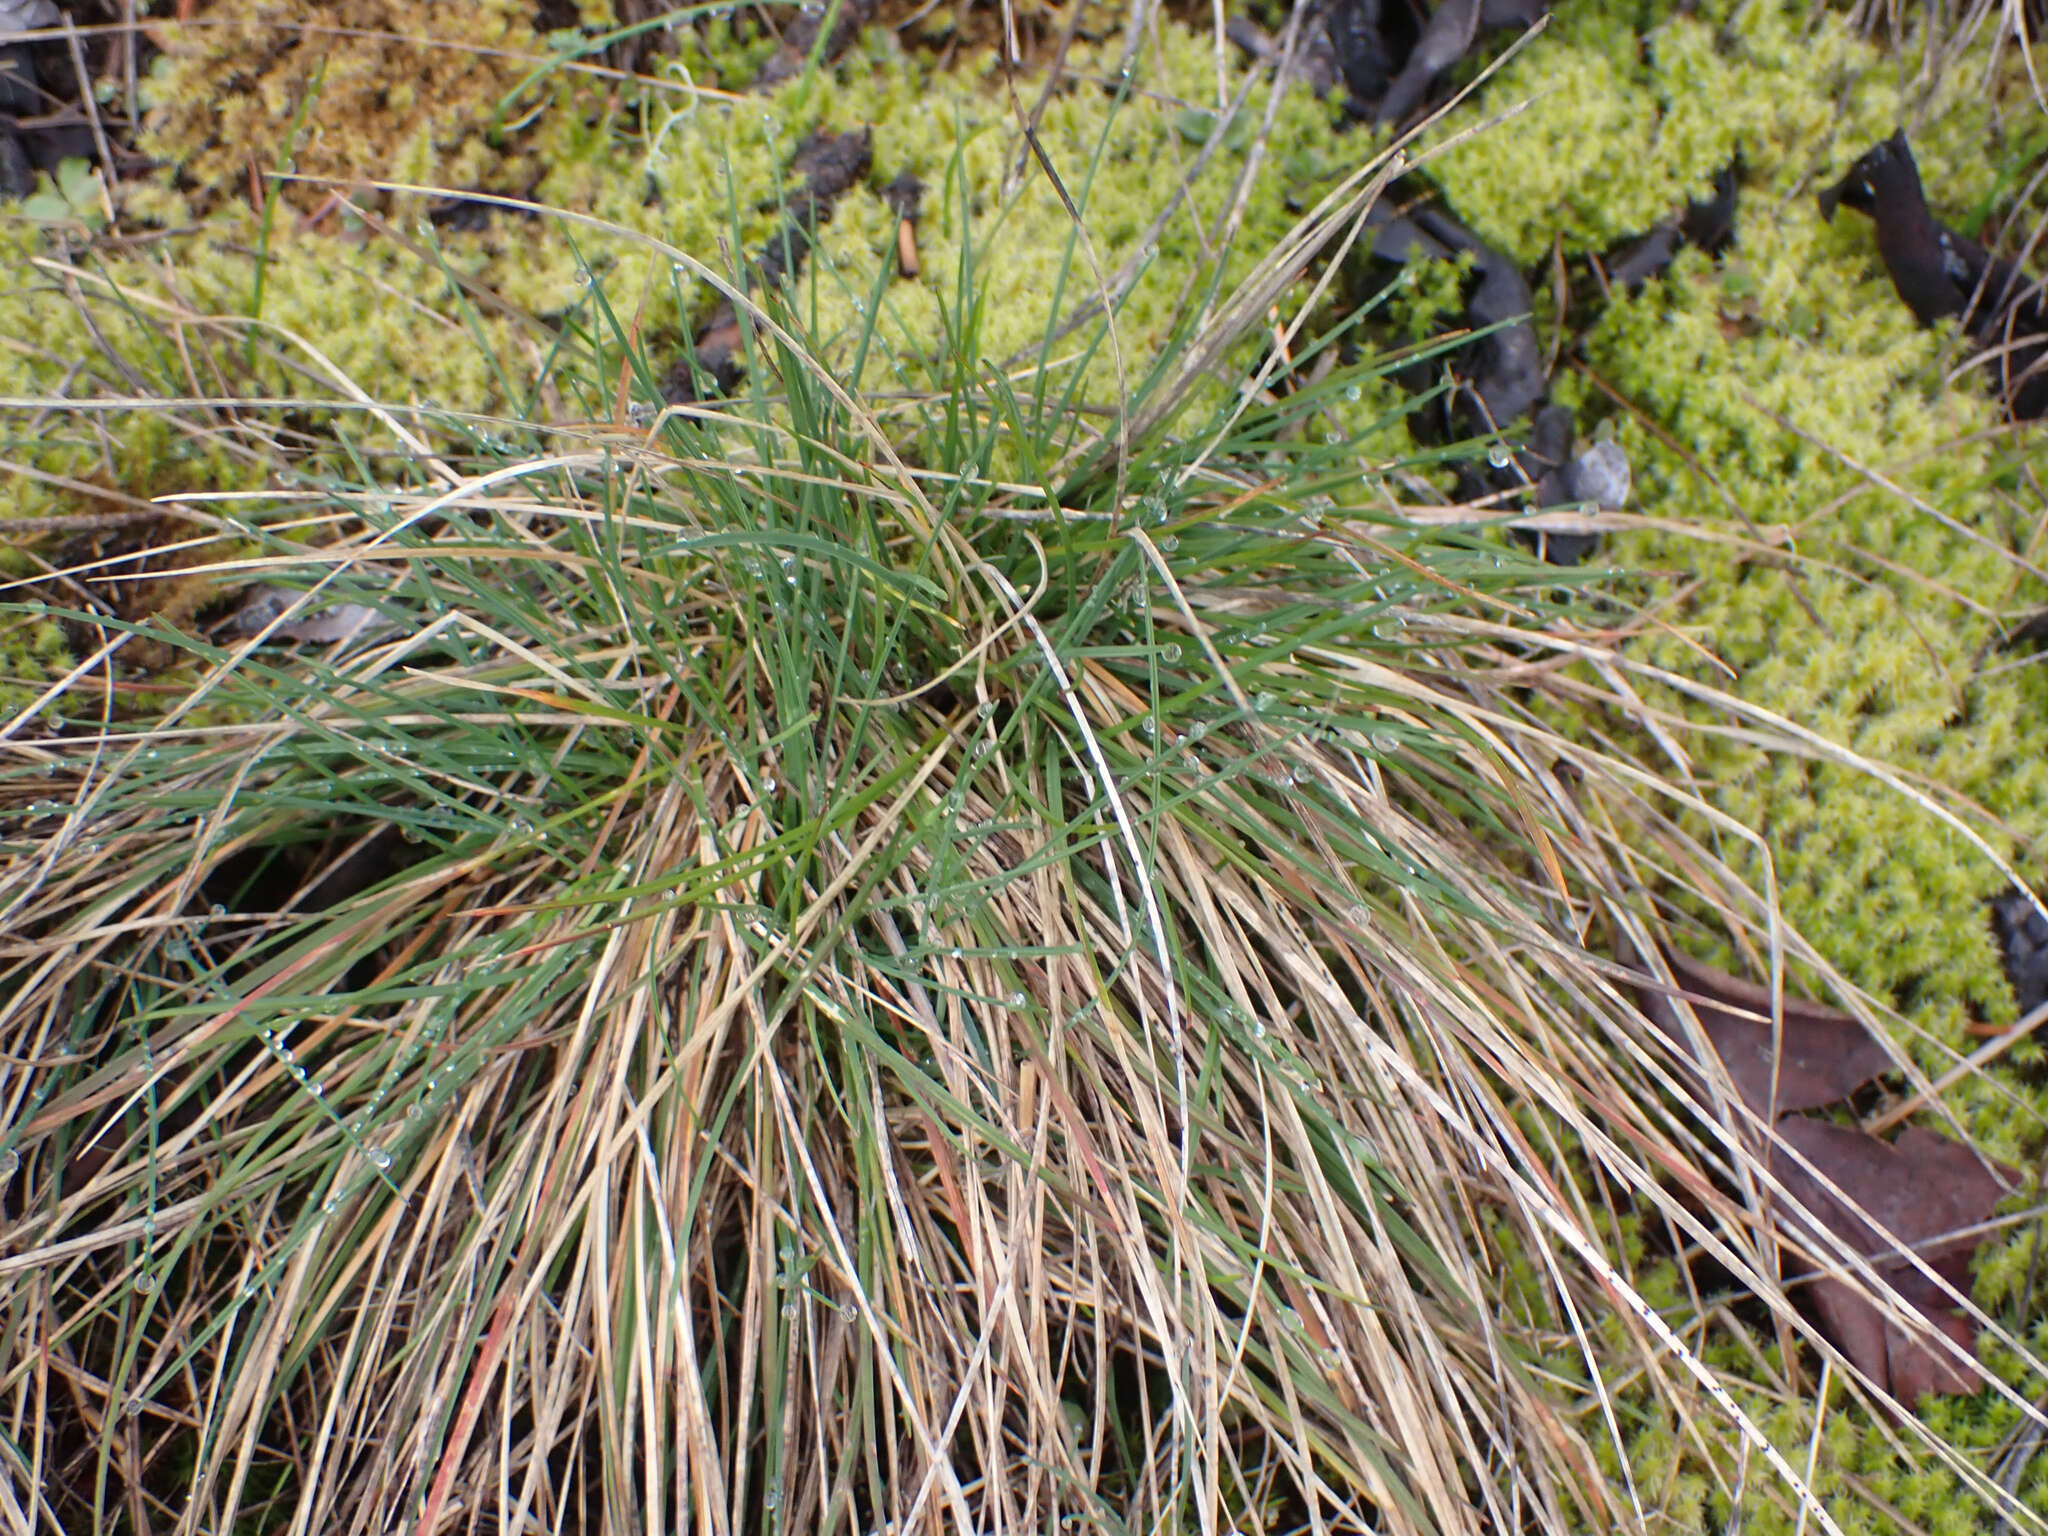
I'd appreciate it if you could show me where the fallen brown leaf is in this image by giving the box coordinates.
[1630,945,1895,1120]
[1769,1118,2016,1403]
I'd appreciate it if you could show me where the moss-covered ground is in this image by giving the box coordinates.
[6,0,2048,1528]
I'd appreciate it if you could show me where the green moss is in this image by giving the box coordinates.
[141,0,556,203]
[5,14,1371,697]
[1422,2,2048,1528]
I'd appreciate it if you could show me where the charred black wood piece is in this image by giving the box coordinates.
[0,129,29,200]
[1322,0,1413,109]
[1819,130,2046,417]
[1361,201,1543,443]
[1820,130,1986,327]
[786,126,873,212]
[1607,160,1741,291]
[664,130,877,405]
[663,310,745,405]
[1225,15,1344,96]
[0,40,33,117]
[1408,205,1546,430]
[1374,0,1478,125]
[754,0,878,90]
[1325,0,1546,123]
[1681,159,1741,253]
[1360,198,1606,560]
[1992,890,2048,1017]
[881,171,922,221]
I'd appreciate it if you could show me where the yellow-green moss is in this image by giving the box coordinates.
[141,0,560,202]
[1425,2,2048,1528]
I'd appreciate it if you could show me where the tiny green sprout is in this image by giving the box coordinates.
[19,158,106,229]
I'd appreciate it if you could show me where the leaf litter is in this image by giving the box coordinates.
[1628,942,2019,1403]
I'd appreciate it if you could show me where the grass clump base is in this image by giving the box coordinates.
[5,0,2048,1532]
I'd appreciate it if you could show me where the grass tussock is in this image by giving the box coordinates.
[4,9,2048,1535]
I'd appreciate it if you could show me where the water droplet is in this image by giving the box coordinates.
[1254,693,1275,713]
[781,1301,797,1319]
[1159,534,1179,553]
[371,1148,392,1170]
[762,778,777,794]
[1161,643,1182,663]
[1343,383,1363,402]
[1005,991,1028,1009]
[977,700,998,719]
[1487,443,1512,469]
[134,1271,157,1295]
[764,1487,782,1512]
[1251,1018,1267,1039]
[959,460,979,480]
[840,1301,857,1322]
[1346,903,1369,927]
[1371,732,1399,753]
[0,1148,17,1180]
[407,1103,424,1121]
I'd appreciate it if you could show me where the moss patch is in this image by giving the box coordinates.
[1415,2,2048,1528]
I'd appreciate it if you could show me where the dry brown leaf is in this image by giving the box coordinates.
[1769,1118,2016,1403]
[1630,945,1896,1120]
